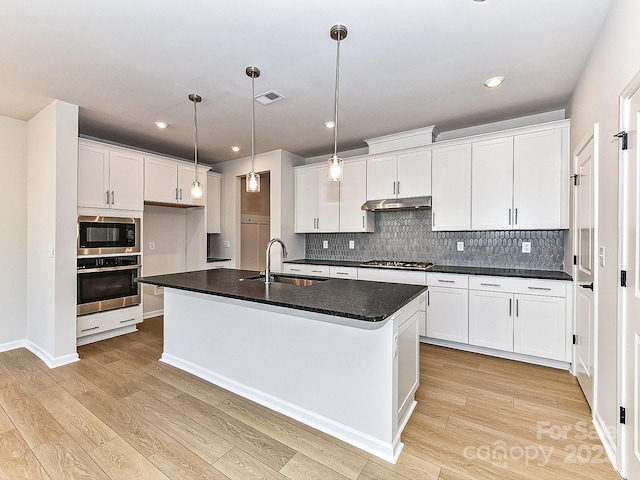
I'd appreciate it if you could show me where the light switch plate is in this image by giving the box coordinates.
[349,240,355,249]
[223,241,230,248]
[522,241,532,253]
[149,242,155,250]
[322,240,329,249]
[599,246,606,267]
[457,241,464,252]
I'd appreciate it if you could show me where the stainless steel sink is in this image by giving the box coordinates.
[241,274,327,286]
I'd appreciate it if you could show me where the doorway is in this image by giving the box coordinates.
[240,171,270,271]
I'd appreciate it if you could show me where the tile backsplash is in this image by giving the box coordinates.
[305,210,566,271]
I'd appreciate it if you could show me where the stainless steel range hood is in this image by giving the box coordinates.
[361,196,432,211]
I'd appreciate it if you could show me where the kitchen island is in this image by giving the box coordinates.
[137,268,426,463]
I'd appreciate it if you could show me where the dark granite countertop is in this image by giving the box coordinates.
[427,265,572,281]
[137,268,426,322]
[284,259,572,281]
[207,257,231,263]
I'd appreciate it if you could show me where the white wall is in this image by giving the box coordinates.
[0,115,27,349]
[217,150,305,270]
[26,100,79,366]
[142,205,188,316]
[567,0,640,459]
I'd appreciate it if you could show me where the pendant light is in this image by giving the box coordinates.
[188,93,203,199]
[246,66,261,192]
[328,24,348,182]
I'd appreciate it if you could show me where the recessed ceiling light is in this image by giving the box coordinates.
[231,146,241,152]
[324,121,336,129]
[154,121,169,129]
[484,76,505,88]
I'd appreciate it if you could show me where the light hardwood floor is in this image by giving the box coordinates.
[0,316,620,479]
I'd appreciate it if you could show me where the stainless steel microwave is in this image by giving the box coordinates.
[77,216,140,255]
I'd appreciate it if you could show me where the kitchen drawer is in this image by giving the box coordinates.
[282,263,330,277]
[469,276,520,293]
[329,266,358,279]
[77,306,142,338]
[427,273,468,289]
[469,276,567,297]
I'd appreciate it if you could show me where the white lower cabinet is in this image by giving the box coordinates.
[426,282,469,343]
[513,294,566,361]
[469,290,514,351]
[463,275,569,363]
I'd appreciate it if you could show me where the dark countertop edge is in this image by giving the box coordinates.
[207,257,232,262]
[137,276,426,323]
[284,259,572,281]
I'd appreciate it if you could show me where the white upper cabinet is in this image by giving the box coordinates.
[431,120,569,231]
[78,140,143,211]
[206,172,221,234]
[431,143,472,231]
[513,128,566,229]
[471,137,514,230]
[294,164,339,233]
[144,155,207,207]
[366,149,431,201]
[340,159,374,232]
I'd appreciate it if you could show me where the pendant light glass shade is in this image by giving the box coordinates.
[327,24,347,182]
[246,66,261,193]
[188,93,203,199]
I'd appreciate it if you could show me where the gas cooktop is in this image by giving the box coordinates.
[360,260,433,271]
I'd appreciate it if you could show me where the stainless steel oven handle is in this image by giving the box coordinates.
[77,265,141,274]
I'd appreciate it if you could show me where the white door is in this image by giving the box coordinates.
[366,154,397,200]
[109,150,143,210]
[620,77,640,479]
[397,149,431,198]
[468,290,514,351]
[78,142,109,209]
[316,170,340,232]
[339,160,371,232]
[294,167,318,233]
[426,286,469,343]
[513,294,566,362]
[573,131,596,408]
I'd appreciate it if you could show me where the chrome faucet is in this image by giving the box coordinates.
[264,238,287,284]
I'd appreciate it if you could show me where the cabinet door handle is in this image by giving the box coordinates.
[81,326,100,333]
[508,208,512,225]
[438,279,455,283]
[175,187,179,201]
[516,299,519,317]
[111,191,115,205]
[432,212,435,228]
[427,290,430,306]
[362,216,364,228]
[179,188,183,200]
[509,298,512,316]
[527,286,551,291]
[106,190,110,205]
[515,208,518,225]
[393,181,396,195]
[316,218,319,229]
[480,283,501,287]
[397,181,400,195]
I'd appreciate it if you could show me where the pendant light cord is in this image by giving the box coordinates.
[193,97,199,182]
[251,73,256,173]
[333,33,341,159]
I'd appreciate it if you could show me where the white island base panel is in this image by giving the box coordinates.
[161,288,421,463]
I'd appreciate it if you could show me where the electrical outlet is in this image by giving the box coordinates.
[323,240,329,249]
[457,241,464,252]
[522,241,532,253]
[148,242,155,250]
[223,241,230,248]
[349,240,355,249]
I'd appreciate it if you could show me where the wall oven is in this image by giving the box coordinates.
[77,255,141,315]
[77,216,140,255]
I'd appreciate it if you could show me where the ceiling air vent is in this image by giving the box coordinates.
[255,90,286,105]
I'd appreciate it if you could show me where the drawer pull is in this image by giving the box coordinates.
[438,279,455,283]
[336,272,349,275]
[311,270,323,273]
[289,268,301,272]
[81,326,100,333]
[527,286,551,291]
[480,283,501,287]
[120,319,135,324]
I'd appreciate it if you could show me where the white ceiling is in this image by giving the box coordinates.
[0,0,614,164]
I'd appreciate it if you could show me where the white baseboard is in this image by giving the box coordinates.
[143,309,163,320]
[0,339,27,353]
[593,409,618,472]
[25,341,79,368]
[160,353,401,463]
